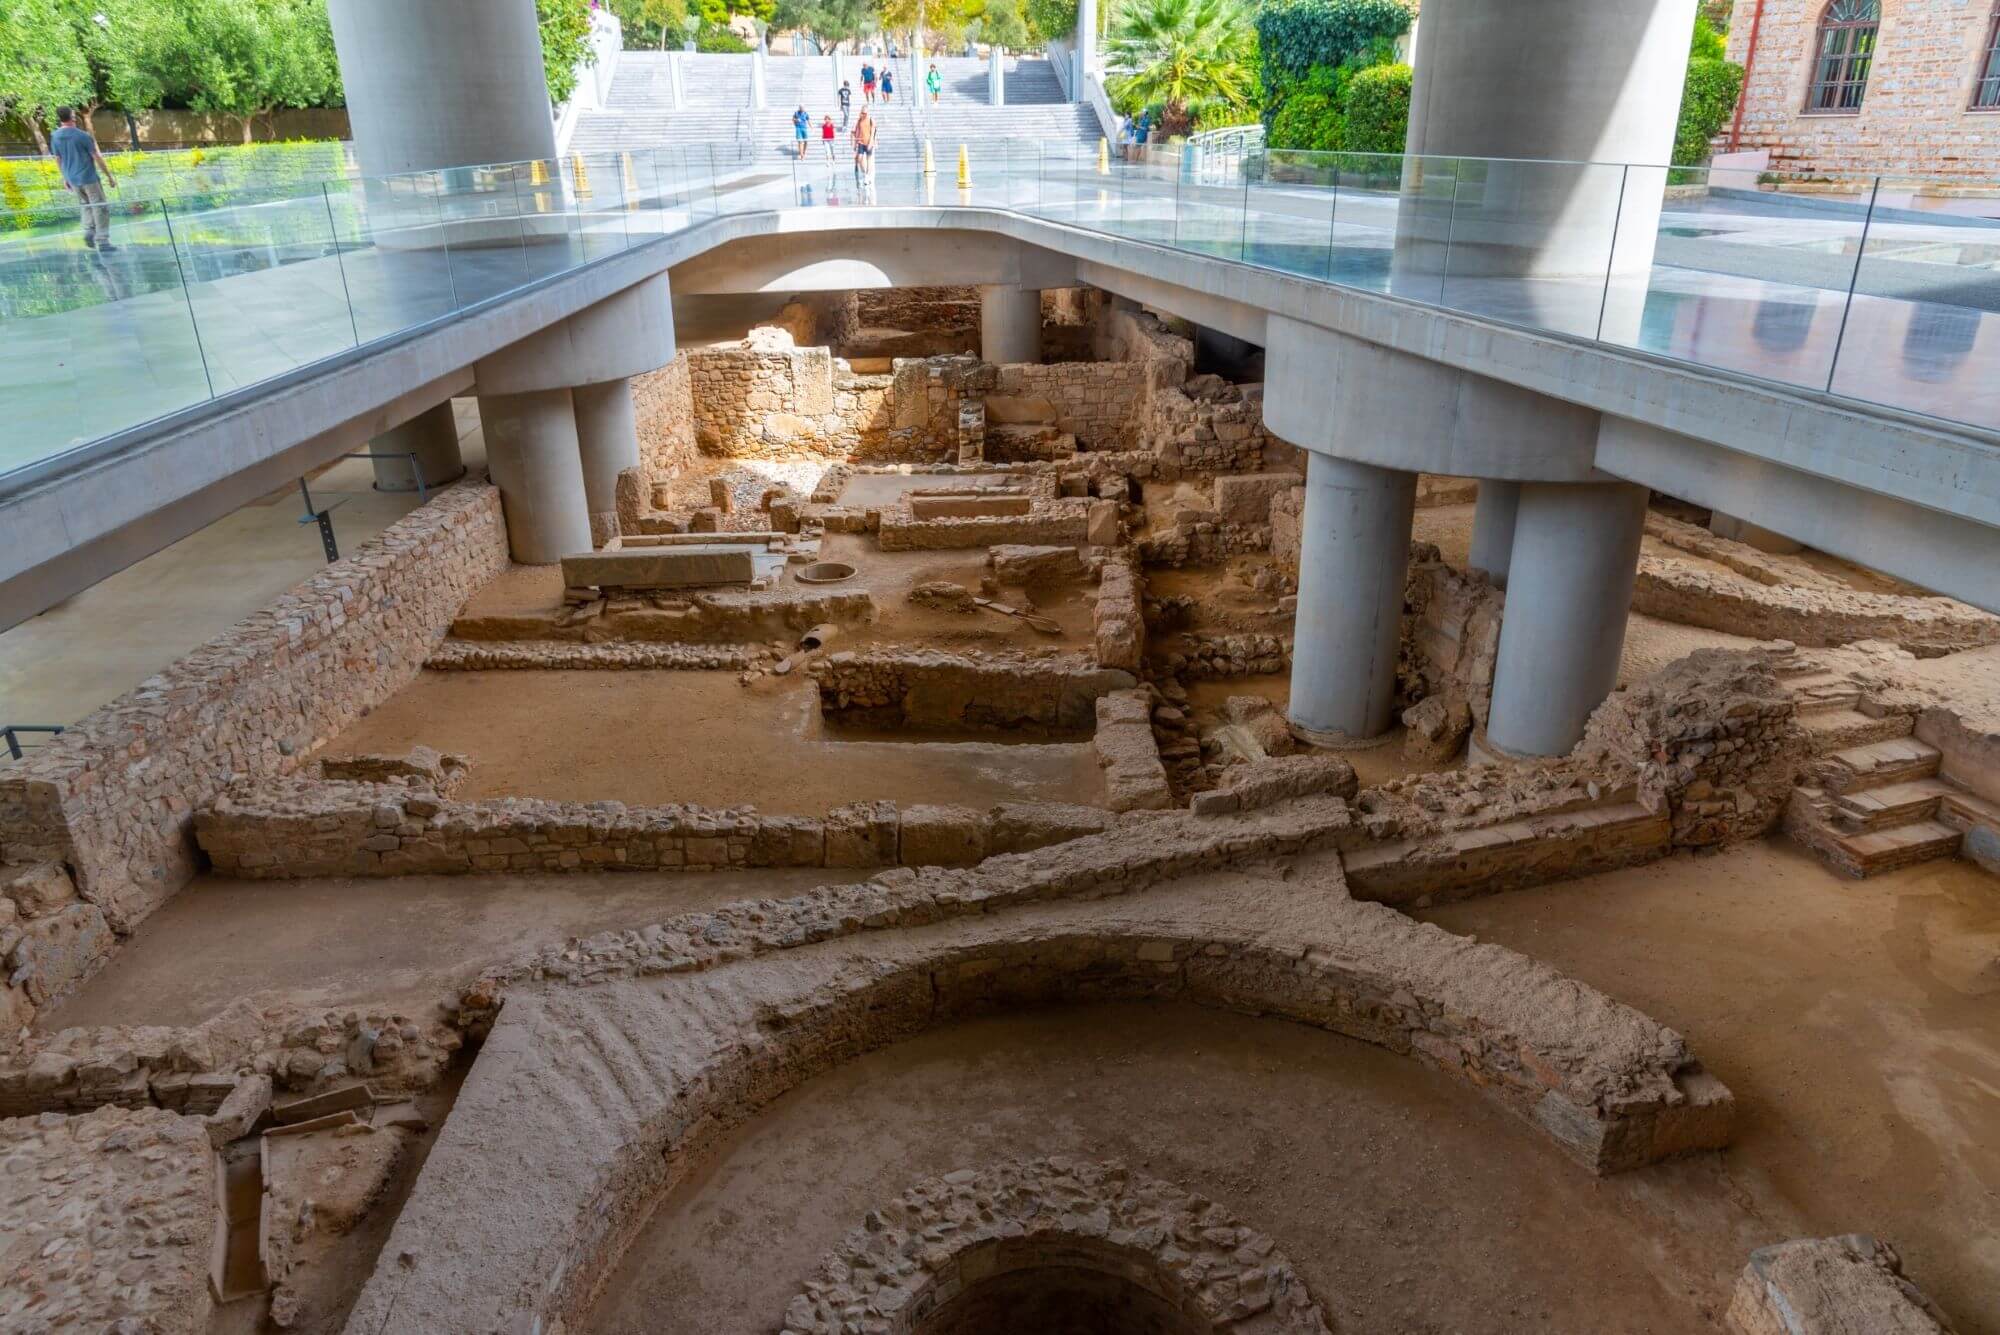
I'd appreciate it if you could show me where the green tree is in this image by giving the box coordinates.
[772,0,873,51]
[90,0,340,141]
[1103,0,1257,137]
[609,0,693,50]
[538,0,595,106]
[878,0,984,48]
[0,0,98,150]
[978,0,1030,50]
[1023,0,1075,44]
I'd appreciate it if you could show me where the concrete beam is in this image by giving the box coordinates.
[670,226,1077,295]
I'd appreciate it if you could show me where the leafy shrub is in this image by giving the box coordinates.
[1674,53,1744,166]
[1025,0,1079,44]
[538,0,597,107]
[1341,61,1410,156]
[1255,0,1411,129]
[696,19,751,50]
[1690,14,1727,62]
[0,138,349,230]
[1269,90,1342,151]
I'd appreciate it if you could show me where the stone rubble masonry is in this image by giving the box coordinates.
[1095,690,1174,812]
[0,1106,218,1335]
[448,584,873,647]
[1726,0,2000,180]
[813,648,1137,735]
[193,776,1115,880]
[1,861,113,1036]
[1093,556,1146,674]
[628,350,698,487]
[0,480,509,957]
[1725,1234,1960,1335]
[1164,632,1292,681]
[1635,514,2000,654]
[318,744,469,796]
[783,1158,1333,1334]
[425,640,761,671]
[1193,754,1360,817]
[878,478,1092,551]
[1401,553,1506,729]
[0,995,464,1120]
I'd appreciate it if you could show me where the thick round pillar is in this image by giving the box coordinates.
[572,379,640,547]
[1467,479,1520,588]
[479,389,592,565]
[1393,0,1692,332]
[326,0,555,177]
[368,402,465,493]
[1287,453,1419,746]
[1484,481,1649,758]
[979,286,1042,365]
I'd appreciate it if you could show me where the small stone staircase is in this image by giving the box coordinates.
[1777,655,1998,878]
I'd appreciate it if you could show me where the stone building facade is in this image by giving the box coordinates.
[1725,0,2000,179]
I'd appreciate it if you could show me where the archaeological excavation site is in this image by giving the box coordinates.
[4,280,1997,1335]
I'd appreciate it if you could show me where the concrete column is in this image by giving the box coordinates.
[1484,481,1649,758]
[1393,0,1693,333]
[751,50,767,108]
[1076,0,1097,83]
[979,285,1042,364]
[479,389,593,565]
[989,47,1005,106]
[367,402,465,493]
[1467,479,1520,588]
[668,52,685,109]
[1288,453,1419,746]
[326,0,555,176]
[572,378,641,547]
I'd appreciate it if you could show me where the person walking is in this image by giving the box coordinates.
[51,107,117,253]
[820,113,837,162]
[925,63,942,106]
[853,106,877,180]
[860,61,877,104]
[838,79,853,126]
[880,66,894,102]
[792,104,810,159]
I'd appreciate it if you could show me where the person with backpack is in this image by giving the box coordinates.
[838,79,853,126]
[925,63,942,105]
[860,61,877,103]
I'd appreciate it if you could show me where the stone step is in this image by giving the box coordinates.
[1939,786,2000,837]
[1821,736,1941,793]
[1832,777,1954,830]
[1340,800,1669,906]
[1800,707,1915,753]
[1828,820,1963,877]
[1792,685,1861,715]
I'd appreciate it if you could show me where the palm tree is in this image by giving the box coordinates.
[1103,0,1256,138]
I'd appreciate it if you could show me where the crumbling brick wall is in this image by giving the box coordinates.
[811,649,1136,734]
[629,352,698,486]
[857,285,980,333]
[0,482,510,942]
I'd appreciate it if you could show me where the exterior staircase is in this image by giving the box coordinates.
[1776,654,1999,878]
[569,53,1103,170]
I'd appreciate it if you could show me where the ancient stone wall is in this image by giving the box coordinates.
[857,285,980,333]
[194,778,1113,879]
[992,360,1149,450]
[629,351,698,486]
[0,482,509,955]
[1401,556,1506,728]
[0,862,111,1037]
[812,648,1136,733]
[1725,1235,1959,1335]
[1093,556,1145,673]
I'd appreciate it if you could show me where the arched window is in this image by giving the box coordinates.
[1975,4,2000,109]
[1805,0,1880,114]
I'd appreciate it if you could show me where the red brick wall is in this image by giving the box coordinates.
[1727,0,2000,179]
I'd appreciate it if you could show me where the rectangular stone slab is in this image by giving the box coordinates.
[562,545,758,589]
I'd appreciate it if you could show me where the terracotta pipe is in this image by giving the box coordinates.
[1728,0,1767,153]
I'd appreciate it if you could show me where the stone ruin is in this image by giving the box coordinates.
[0,283,1992,1334]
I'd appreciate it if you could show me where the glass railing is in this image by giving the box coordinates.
[4,140,1997,489]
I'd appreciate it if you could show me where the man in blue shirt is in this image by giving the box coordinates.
[792,104,810,159]
[51,107,118,253]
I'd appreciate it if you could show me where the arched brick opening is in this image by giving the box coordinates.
[781,1159,1331,1335]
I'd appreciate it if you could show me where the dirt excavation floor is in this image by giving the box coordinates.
[319,668,1106,812]
[1424,840,2000,1333]
[587,1001,1760,1334]
[38,866,837,1031]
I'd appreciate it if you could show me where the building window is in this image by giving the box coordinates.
[1805,0,1879,114]
[1975,5,2000,109]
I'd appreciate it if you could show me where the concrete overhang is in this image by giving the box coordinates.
[5,205,1997,628]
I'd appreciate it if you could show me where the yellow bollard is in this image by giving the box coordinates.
[572,154,591,199]
[923,138,936,176]
[530,159,548,185]
[957,143,972,190]
[621,151,638,208]
[1097,137,1110,175]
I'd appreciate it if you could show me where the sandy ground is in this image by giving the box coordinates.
[586,1001,1765,1334]
[1425,840,2000,1333]
[40,866,840,1031]
[317,670,1106,812]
